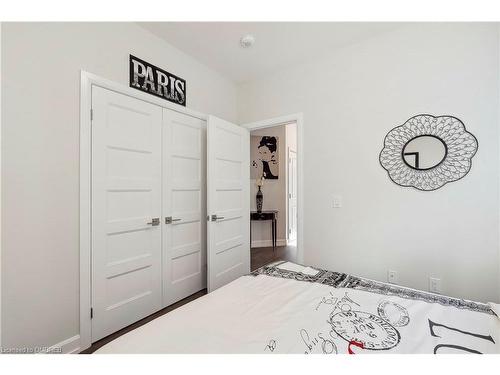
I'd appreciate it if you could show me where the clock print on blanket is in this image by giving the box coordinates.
[252,262,497,354]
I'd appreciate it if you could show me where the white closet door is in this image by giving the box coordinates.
[207,116,250,292]
[92,86,162,342]
[163,109,206,306]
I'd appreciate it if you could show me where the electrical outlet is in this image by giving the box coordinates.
[387,270,398,284]
[429,277,442,294]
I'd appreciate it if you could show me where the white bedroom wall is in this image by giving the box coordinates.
[1,22,238,350]
[238,23,500,303]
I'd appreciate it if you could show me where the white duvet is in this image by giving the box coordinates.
[97,262,500,354]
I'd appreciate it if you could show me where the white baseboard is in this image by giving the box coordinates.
[251,239,287,248]
[43,334,81,354]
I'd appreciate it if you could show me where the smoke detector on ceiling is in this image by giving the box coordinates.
[240,34,255,48]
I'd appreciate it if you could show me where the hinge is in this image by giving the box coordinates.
[90,108,94,121]
[90,308,93,319]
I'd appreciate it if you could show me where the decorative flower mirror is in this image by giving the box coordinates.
[379,114,478,191]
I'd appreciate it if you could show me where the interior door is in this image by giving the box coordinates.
[288,148,298,243]
[163,109,206,306]
[207,116,250,292]
[92,86,162,342]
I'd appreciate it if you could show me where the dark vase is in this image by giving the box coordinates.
[256,186,263,213]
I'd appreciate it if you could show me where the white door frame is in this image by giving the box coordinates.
[0,22,3,348]
[79,71,208,351]
[242,114,304,264]
[287,147,297,244]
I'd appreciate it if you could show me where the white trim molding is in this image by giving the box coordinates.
[79,71,92,352]
[242,113,305,264]
[498,23,500,304]
[286,146,297,246]
[0,21,3,349]
[41,335,81,354]
[79,71,210,352]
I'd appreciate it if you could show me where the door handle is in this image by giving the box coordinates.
[211,214,225,222]
[147,218,160,226]
[165,217,182,224]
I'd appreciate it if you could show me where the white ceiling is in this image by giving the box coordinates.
[138,22,404,83]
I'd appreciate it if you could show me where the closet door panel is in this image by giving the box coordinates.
[206,116,250,292]
[163,109,207,306]
[91,86,163,342]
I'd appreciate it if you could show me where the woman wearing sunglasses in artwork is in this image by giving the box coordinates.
[257,136,278,180]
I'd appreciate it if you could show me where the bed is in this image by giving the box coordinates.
[96,261,500,354]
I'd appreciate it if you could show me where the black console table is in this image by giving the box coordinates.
[250,210,278,251]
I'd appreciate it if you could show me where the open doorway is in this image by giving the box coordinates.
[248,121,298,270]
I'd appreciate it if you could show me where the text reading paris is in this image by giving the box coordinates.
[129,55,186,106]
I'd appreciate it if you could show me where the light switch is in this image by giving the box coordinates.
[333,195,342,208]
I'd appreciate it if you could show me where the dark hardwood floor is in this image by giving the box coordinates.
[81,289,207,353]
[82,244,296,353]
[250,244,297,271]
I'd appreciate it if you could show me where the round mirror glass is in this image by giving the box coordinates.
[402,135,447,170]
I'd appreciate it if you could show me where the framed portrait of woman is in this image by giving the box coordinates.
[251,135,279,179]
